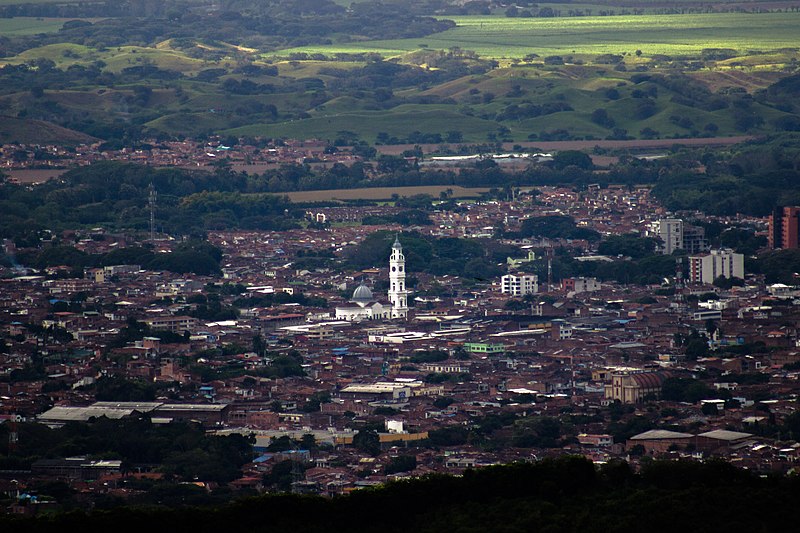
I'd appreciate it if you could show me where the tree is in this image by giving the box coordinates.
[385,455,417,474]
[95,376,155,401]
[302,391,331,412]
[505,299,528,311]
[353,428,381,456]
[519,215,600,241]
[432,397,454,409]
[445,130,463,143]
[591,108,616,128]
[252,334,266,356]
[713,276,744,289]
[551,150,593,170]
[427,426,469,446]
[661,377,712,403]
[267,436,295,452]
[598,235,658,259]
[684,333,709,360]
[512,417,562,448]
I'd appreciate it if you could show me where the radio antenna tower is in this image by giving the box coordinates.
[148,182,157,241]
[7,395,18,453]
[291,442,304,494]
[674,257,684,303]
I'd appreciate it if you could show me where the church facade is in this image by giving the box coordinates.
[335,237,409,321]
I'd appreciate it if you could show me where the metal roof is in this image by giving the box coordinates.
[697,429,753,441]
[629,429,693,440]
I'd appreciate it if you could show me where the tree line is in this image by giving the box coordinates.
[3,456,800,532]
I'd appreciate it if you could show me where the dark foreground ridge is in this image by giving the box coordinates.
[4,457,799,533]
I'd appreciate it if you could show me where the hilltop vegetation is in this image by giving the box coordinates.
[0,161,300,245]
[0,2,798,144]
[2,457,799,532]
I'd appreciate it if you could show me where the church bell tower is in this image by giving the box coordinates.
[388,236,409,319]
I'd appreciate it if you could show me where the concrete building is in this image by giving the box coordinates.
[682,224,709,254]
[143,315,199,334]
[689,248,744,285]
[769,206,800,249]
[627,429,694,454]
[338,383,412,402]
[500,273,539,296]
[652,218,708,255]
[655,218,683,255]
[695,429,754,452]
[562,277,600,294]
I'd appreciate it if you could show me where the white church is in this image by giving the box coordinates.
[335,236,410,321]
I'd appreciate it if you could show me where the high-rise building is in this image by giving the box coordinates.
[769,206,800,249]
[688,248,744,285]
[656,218,683,255]
[651,218,707,255]
[681,224,709,254]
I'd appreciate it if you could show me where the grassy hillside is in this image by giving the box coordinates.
[225,106,504,141]
[1,6,799,145]
[0,115,97,144]
[4,43,209,73]
[221,62,800,143]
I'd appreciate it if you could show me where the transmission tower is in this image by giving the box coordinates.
[6,396,18,453]
[291,443,304,494]
[148,182,157,241]
[8,417,18,453]
[674,257,684,303]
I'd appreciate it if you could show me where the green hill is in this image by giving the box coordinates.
[0,115,97,145]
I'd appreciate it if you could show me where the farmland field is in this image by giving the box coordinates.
[281,186,489,202]
[275,12,800,59]
[0,0,72,5]
[0,17,87,36]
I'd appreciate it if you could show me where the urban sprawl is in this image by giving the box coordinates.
[4,142,800,512]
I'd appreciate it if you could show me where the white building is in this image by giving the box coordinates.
[388,236,409,319]
[334,284,390,321]
[656,218,683,255]
[335,236,409,321]
[501,273,539,296]
[688,248,744,285]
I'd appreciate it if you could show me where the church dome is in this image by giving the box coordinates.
[352,284,373,302]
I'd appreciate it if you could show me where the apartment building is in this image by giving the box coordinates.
[688,248,744,285]
[500,274,539,296]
